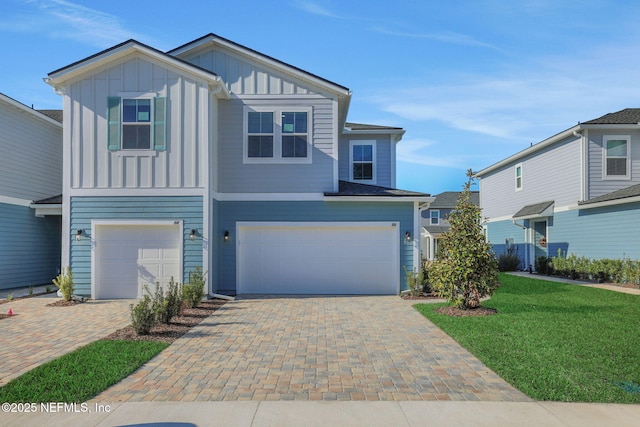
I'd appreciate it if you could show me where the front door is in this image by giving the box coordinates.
[533,220,548,260]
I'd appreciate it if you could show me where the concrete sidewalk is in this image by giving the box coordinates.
[2,401,640,426]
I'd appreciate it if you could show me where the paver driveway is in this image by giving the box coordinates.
[95,296,530,402]
[0,295,132,387]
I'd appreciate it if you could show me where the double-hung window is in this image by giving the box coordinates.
[515,163,523,191]
[430,210,440,225]
[603,135,630,179]
[244,106,312,163]
[107,94,166,152]
[350,141,376,183]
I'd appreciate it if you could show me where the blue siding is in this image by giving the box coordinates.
[487,202,640,268]
[211,200,415,294]
[0,203,61,290]
[70,196,203,296]
[487,219,529,270]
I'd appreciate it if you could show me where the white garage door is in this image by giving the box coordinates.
[237,222,399,295]
[94,223,181,299]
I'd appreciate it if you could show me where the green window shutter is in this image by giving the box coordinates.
[107,97,121,151]
[153,97,167,151]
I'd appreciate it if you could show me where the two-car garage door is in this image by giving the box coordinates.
[237,222,399,295]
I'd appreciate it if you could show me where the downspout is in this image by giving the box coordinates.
[512,220,529,272]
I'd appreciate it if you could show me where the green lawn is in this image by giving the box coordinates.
[0,340,168,403]
[415,273,640,403]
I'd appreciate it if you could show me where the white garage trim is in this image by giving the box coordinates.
[236,221,400,295]
[91,220,184,299]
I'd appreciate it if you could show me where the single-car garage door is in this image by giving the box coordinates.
[94,223,181,299]
[237,222,399,295]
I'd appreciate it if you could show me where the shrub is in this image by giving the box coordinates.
[404,265,425,296]
[427,170,499,309]
[535,256,550,275]
[153,278,184,324]
[130,292,156,335]
[498,254,520,271]
[53,267,74,301]
[183,267,206,309]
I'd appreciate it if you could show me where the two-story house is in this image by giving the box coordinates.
[0,93,62,290]
[420,191,479,261]
[476,109,640,271]
[45,34,432,299]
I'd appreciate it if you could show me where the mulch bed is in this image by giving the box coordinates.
[46,299,88,307]
[102,299,227,344]
[0,313,17,320]
[401,292,442,300]
[0,291,57,305]
[435,306,498,317]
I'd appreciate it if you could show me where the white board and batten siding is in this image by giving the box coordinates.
[0,97,62,201]
[64,55,212,191]
[179,45,321,96]
[480,136,582,220]
[586,130,640,200]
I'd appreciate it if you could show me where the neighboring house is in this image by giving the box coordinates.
[45,34,432,299]
[420,191,479,260]
[0,93,62,290]
[476,108,640,271]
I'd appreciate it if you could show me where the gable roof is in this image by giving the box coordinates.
[168,33,351,95]
[0,93,63,128]
[476,108,640,177]
[46,39,230,98]
[582,108,640,124]
[428,191,479,209]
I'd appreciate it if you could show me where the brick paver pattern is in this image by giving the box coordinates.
[94,296,530,402]
[0,295,132,387]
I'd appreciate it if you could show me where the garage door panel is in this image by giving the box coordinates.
[95,224,181,299]
[238,223,399,295]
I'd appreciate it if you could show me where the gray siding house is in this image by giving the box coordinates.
[45,34,432,298]
[420,191,479,260]
[476,109,640,270]
[0,93,62,290]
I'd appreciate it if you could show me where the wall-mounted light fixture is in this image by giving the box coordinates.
[75,229,83,241]
[224,230,229,242]
[190,229,197,240]
[405,231,412,242]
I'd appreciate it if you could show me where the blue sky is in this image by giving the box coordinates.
[3,1,640,194]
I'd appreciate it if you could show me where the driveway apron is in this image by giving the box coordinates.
[95,296,530,402]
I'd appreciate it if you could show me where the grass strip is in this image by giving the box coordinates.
[0,340,168,403]
[415,273,640,403]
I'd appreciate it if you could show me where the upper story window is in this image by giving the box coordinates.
[107,94,166,152]
[515,163,523,191]
[604,135,630,179]
[430,210,440,225]
[244,106,312,164]
[350,140,376,183]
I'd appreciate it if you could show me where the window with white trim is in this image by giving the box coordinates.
[350,141,376,183]
[515,163,523,191]
[430,210,440,225]
[107,95,166,151]
[603,135,630,178]
[243,106,312,163]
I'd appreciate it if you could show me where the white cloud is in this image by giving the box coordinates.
[4,0,144,47]
[372,27,499,50]
[396,138,481,168]
[292,0,342,19]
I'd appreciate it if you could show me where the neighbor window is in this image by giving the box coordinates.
[515,163,523,190]
[604,136,630,178]
[430,210,440,225]
[107,95,166,151]
[244,107,311,163]
[350,141,376,183]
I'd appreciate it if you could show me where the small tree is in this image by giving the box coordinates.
[53,267,74,301]
[428,170,499,309]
